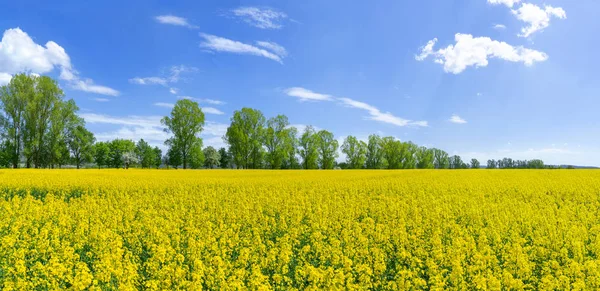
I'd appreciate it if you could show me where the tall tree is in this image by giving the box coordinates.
[382,137,402,169]
[299,126,319,169]
[342,136,367,169]
[0,74,33,168]
[433,148,450,169]
[135,139,156,168]
[108,139,135,168]
[224,108,265,169]
[486,159,497,169]
[316,130,338,170]
[218,147,231,169]
[449,155,465,169]
[161,99,205,169]
[67,125,95,169]
[366,134,385,169]
[166,144,182,169]
[416,147,435,169]
[470,159,481,169]
[203,146,221,169]
[189,142,205,169]
[264,115,293,169]
[153,147,162,168]
[93,141,111,168]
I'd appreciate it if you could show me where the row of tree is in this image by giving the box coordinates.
[1,74,549,170]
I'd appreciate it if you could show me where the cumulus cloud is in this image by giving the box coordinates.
[155,15,198,29]
[200,33,284,64]
[487,0,521,7]
[284,87,427,127]
[231,7,287,29]
[512,3,566,37]
[284,87,333,102]
[0,28,118,95]
[415,33,548,74]
[449,114,467,124]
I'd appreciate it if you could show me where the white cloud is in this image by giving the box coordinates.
[231,7,287,29]
[129,77,167,86]
[179,96,226,105]
[449,114,467,124]
[487,0,521,7]
[202,107,224,115]
[71,79,119,96]
[512,3,566,37]
[338,97,427,127]
[256,41,288,57]
[284,87,333,102]
[416,33,548,74]
[284,87,427,127]
[155,15,198,29]
[493,24,507,30]
[200,33,284,64]
[129,65,197,87]
[92,98,110,102]
[0,28,118,95]
[154,102,174,108]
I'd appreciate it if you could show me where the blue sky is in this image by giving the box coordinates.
[1,0,599,165]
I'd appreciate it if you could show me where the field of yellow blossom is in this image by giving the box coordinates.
[1,169,600,290]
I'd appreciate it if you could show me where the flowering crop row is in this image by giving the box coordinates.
[0,170,599,290]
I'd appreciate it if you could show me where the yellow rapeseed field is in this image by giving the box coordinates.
[1,170,600,290]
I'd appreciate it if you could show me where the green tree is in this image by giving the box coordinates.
[161,99,205,169]
[153,147,162,168]
[366,134,385,169]
[0,74,33,168]
[108,139,135,168]
[135,139,157,168]
[67,125,95,169]
[416,147,435,169]
[93,142,111,168]
[224,108,265,169]
[316,130,338,170]
[470,158,481,169]
[203,146,220,169]
[166,144,182,169]
[189,142,205,169]
[299,126,319,169]
[341,136,367,169]
[218,147,231,169]
[433,148,450,169]
[382,137,403,169]
[264,115,294,169]
[449,155,465,169]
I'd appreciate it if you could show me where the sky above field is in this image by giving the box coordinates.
[1,0,599,166]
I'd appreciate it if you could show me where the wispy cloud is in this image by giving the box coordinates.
[202,107,224,115]
[338,97,428,127]
[284,87,427,127]
[178,96,226,105]
[449,114,467,124]
[155,15,198,29]
[487,0,521,8]
[0,28,118,95]
[154,102,174,108]
[92,98,110,102]
[284,87,333,102]
[199,33,284,64]
[231,7,287,29]
[512,3,566,37]
[129,65,197,88]
[493,24,506,30]
[416,34,548,74]
[256,41,288,58]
